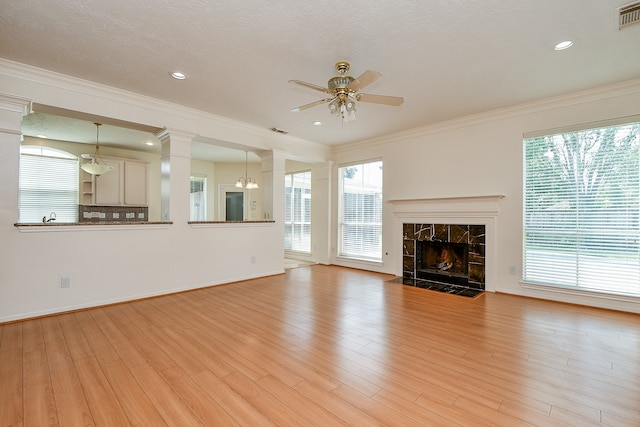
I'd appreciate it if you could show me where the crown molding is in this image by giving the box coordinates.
[334,77,640,154]
[0,58,324,155]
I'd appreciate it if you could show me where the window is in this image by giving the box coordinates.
[19,146,79,223]
[338,160,383,261]
[190,174,207,221]
[284,170,311,252]
[523,120,640,296]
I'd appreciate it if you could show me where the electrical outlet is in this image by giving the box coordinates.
[509,266,517,275]
[60,275,71,288]
[251,256,256,264]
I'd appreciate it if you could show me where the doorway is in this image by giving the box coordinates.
[219,184,247,221]
[225,191,244,221]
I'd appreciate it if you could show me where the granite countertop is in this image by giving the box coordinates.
[14,221,173,227]
[188,220,276,224]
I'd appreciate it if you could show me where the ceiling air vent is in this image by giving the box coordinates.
[270,127,288,134]
[619,2,640,29]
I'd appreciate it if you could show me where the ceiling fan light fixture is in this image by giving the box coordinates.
[329,98,341,115]
[289,61,402,122]
[343,104,356,122]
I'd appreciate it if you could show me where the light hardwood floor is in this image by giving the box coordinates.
[1,265,639,426]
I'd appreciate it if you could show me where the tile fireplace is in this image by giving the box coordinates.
[403,223,486,291]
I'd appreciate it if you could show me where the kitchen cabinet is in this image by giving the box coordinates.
[93,157,148,206]
[123,161,148,205]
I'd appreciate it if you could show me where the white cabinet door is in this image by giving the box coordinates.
[124,161,148,205]
[94,159,123,205]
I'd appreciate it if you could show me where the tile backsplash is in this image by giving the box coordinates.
[78,205,148,222]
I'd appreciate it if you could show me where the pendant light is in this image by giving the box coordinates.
[80,123,114,176]
[235,151,259,189]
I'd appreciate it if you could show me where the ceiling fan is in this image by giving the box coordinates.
[289,61,403,122]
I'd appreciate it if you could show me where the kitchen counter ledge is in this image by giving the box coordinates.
[14,221,173,232]
[188,220,275,228]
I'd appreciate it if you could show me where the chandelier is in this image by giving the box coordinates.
[235,151,259,189]
[79,123,114,175]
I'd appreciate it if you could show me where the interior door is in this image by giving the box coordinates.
[219,184,247,221]
[225,191,244,221]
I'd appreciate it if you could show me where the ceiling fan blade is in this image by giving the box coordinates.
[291,98,332,112]
[357,93,404,106]
[347,70,381,92]
[288,80,330,94]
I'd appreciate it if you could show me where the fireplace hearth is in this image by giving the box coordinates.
[403,223,485,294]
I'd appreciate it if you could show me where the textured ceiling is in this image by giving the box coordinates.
[2,0,640,150]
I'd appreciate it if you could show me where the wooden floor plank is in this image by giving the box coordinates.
[255,374,349,426]
[191,370,277,426]
[0,349,23,426]
[100,359,168,427]
[72,356,131,426]
[159,366,241,427]
[0,322,22,352]
[47,352,94,426]
[128,363,204,426]
[23,348,58,427]
[221,370,314,427]
[1,265,639,426]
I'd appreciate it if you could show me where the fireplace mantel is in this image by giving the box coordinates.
[390,195,505,219]
[392,195,503,292]
[389,194,505,204]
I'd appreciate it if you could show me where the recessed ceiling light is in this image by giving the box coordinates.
[554,40,573,51]
[170,71,187,80]
[36,134,48,139]
[145,141,154,146]
[313,121,322,126]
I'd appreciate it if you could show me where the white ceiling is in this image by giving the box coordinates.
[3,0,640,155]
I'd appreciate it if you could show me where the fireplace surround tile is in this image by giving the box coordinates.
[403,222,485,291]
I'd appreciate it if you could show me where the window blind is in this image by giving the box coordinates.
[19,151,79,223]
[338,160,383,262]
[523,121,640,296]
[190,174,207,221]
[284,171,311,252]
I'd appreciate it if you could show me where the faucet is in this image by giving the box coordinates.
[43,212,57,223]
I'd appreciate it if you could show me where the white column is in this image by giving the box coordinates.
[0,93,31,225]
[312,161,333,264]
[156,128,196,223]
[258,149,286,221]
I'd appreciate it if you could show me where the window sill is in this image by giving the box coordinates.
[520,281,640,303]
[335,255,383,266]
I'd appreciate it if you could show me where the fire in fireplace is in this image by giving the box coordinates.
[416,241,469,286]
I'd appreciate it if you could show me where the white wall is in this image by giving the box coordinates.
[213,162,263,221]
[0,61,330,322]
[2,58,640,320]
[330,78,640,313]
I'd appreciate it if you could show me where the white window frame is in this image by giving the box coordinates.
[337,159,383,262]
[19,146,79,223]
[285,170,311,253]
[523,118,640,297]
